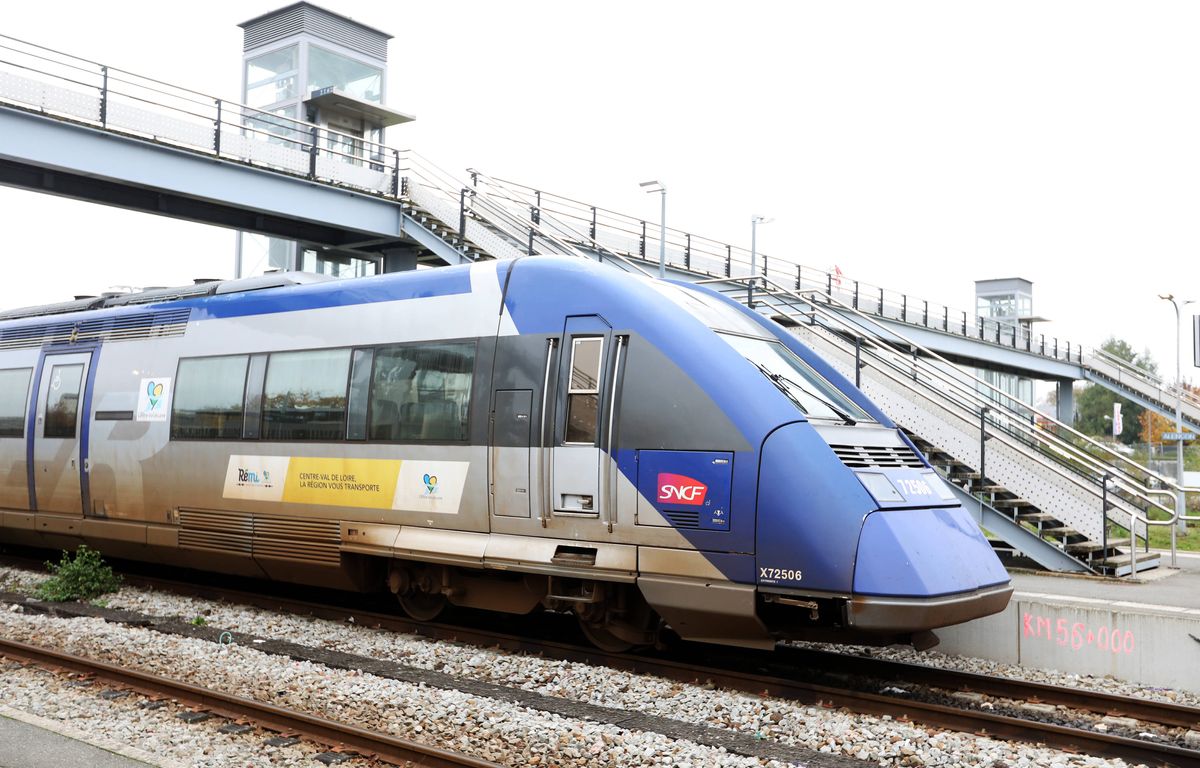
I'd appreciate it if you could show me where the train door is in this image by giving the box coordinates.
[490,389,533,518]
[31,351,91,514]
[551,315,614,526]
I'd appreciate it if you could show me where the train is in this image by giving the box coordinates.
[0,256,1011,651]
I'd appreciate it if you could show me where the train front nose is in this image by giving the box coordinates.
[755,422,1012,638]
[848,505,1013,633]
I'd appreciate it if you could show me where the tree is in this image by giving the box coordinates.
[1140,408,1173,446]
[1074,337,1157,445]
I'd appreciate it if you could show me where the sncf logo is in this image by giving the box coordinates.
[657,473,707,506]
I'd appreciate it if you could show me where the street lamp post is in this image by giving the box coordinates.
[1160,293,1193,543]
[749,215,772,306]
[639,181,666,278]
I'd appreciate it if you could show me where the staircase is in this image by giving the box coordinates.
[709,279,1175,576]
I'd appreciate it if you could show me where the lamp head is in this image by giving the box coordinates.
[639,180,664,193]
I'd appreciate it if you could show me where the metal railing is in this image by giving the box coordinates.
[701,274,1197,564]
[469,174,1098,365]
[0,33,407,194]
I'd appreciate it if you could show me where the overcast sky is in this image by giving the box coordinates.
[1,1,1197,382]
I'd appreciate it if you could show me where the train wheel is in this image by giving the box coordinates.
[579,619,634,653]
[398,591,446,622]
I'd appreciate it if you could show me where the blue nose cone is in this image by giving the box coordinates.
[853,506,1012,597]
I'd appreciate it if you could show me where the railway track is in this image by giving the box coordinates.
[0,635,501,768]
[4,553,1200,767]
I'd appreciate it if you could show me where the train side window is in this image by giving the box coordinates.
[44,364,83,439]
[242,353,268,440]
[0,368,31,438]
[346,348,374,441]
[565,337,602,444]
[262,348,351,441]
[369,342,474,442]
[171,355,249,440]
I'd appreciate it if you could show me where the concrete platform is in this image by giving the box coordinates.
[0,707,159,767]
[937,550,1200,693]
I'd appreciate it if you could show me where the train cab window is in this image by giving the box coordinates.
[44,364,83,438]
[720,333,872,423]
[565,337,603,444]
[171,355,249,439]
[0,368,31,438]
[369,342,474,442]
[262,348,351,441]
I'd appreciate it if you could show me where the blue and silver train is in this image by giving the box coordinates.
[0,257,1010,650]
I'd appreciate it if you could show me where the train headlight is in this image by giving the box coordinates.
[855,471,904,503]
[921,470,958,501]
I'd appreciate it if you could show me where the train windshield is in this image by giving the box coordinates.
[720,333,872,424]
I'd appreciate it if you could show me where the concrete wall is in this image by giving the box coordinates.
[936,590,1200,693]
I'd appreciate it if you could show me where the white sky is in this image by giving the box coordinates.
[1,1,1197,382]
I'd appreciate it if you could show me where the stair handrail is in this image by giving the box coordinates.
[764,289,1175,519]
[748,284,1191,552]
[702,275,1190,521]
[402,152,588,260]
[466,170,653,277]
[468,172,1098,365]
[1084,347,1200,429]
[754,289,1165,549]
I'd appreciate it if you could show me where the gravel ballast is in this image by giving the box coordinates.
[0,563,1171,767]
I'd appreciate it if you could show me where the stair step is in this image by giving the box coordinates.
[949,471,982,479]
[1064,540,1109,553]
[973,484,1009,492]
[1016,511,1059,522]
[1092,552,1161,576]
[1040,526,1076,536]
[993,499,1031,508]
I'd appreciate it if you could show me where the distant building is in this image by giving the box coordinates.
[235,2,413,278]
[974,277,1047,407]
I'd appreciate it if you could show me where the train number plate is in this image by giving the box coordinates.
[759,567,803,583]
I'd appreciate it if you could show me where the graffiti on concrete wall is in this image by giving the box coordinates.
[1022,612,1136,654]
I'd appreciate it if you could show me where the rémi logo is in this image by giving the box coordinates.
[657,473,707,506]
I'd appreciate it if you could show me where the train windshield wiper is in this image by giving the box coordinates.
[753,362,857,425]
[753,361,809,415]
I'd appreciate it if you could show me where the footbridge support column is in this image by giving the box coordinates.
[382,246,420,273]
[1057,379,1075,424]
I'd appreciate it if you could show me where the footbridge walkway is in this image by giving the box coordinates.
[0,33,1195,576]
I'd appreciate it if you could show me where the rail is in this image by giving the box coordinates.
[0,636,500,768]
[5,560,1198,768]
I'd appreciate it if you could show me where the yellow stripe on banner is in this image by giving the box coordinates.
[282,457,402,510]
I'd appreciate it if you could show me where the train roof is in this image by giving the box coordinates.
[0,272,337,321]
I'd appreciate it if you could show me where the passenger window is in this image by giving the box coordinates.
[262,348,351,441]
[171,355,249,440]
[565,337,602,444]
[369,342,474,442]
[0,368,31,438]
[44,364,83,438]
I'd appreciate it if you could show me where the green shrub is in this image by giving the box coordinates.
[35,546,122,602]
